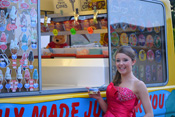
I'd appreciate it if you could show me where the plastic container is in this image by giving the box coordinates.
[64,48,76,54]
[89,88,99,94]
[52,48,65,54]
[76,48,89,55]
[89,48,102,55]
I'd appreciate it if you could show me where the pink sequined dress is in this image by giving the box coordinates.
[103,82,138,117]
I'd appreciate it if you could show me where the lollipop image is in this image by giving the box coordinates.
[28,51,34,71]
[16,65,23,91]
[24,69,31,91]
[0,70,3,92]
[5,67,11,92]
[33,69,38,89]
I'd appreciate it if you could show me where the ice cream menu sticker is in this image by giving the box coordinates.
[0,0,39,93]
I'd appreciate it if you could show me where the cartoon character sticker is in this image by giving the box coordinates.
[120,16,128,30]
[146,21,153,32]
[139,49,146,61]
[111,32,119,46]
[154,35,161,48]
[0,10,8,31]
[146,65,151,82]
[157,65,163,82]
[147,49,154,62]
[154,21,160,33]
[30,7,37,27]
[19,12,27,32]
[139,65,144,80]
[138,34,146,46]
[129,33,137,46]
[129,18,137,31]
[152,65,157,81]
[133,65,139,78]
[155,50,162,63]
[138,20,145,32]
[146,35,154,48]
[120,33,128,46]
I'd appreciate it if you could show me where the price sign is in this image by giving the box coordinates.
[70,28,76,35]
[52,29,58,36]
[87,27,93,34]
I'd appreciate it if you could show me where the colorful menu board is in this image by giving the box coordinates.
[0,0,39,93]
[108,0,166,84]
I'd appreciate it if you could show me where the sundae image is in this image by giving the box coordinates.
[24,69,30,91]
[28,51,34,70]
[10,6,17,25]
[21,34,29,51]
[0,70,3,92]
[20,12,27,32]
[33,69,38,83]
[30,7,37,27]
[16,65,23,91]
[0,32,8,52]
[5,67,11,92]
[0,10,7,31]
[30,29,37,49]
[10,38,19,59]
[20,52,28,70]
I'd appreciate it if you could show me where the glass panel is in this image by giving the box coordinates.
[108,0,167,85]
[0,0,39,93]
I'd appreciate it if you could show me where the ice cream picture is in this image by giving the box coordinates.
[28,51,34,70]
[21,34,29,51]
[30,29,37,49]
[5,67,11,92]
[0,10,7,31]
[20,12,27,32]
[16,65,23,91]
[24,69,30,91]
[33,69,38,88]
[10,6,17,25]
[0,70,3,92]
[30,7,37,27]
[20,52,28,70]
[0,32,8,52]
[10,38,19,59]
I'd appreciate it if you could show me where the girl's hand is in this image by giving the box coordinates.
[86,87,102,100]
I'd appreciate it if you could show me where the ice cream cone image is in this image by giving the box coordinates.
[10,39,19,60]
[16,65,23,91]
[0,70,3,92]
[28,51,34,70]
[33,69,38,83]
[24,69,30,84]
[5,67,11,92]
[10,6,17,25]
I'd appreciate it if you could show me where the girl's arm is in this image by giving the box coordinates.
[136,81,154,117]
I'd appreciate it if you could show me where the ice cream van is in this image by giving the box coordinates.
[0,0,175,116]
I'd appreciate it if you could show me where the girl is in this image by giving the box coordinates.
[88,46,153,117]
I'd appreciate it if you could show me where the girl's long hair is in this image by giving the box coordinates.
[112,46,136,86]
